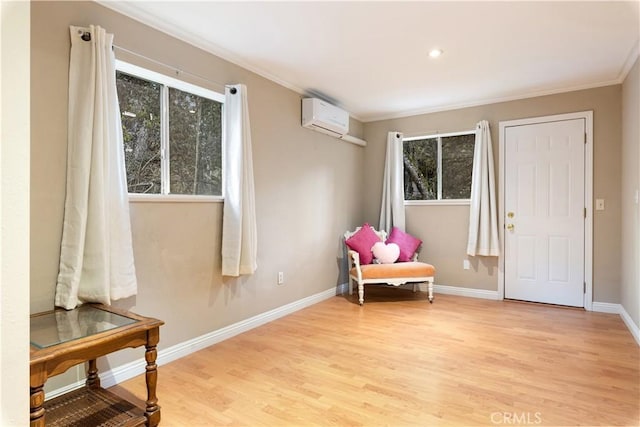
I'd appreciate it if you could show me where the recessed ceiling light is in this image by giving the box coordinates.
[429,48,443,58]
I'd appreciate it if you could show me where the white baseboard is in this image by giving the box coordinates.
[48,286,639,401]
[47,285,342,399]
[433,284,501,300]
[343,281,500,301]
[46,381,88,400]
[591,301,621,314]
[590,302,639,347]
[619,305,640,346]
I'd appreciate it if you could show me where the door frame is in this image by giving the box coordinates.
[498,111,593,310]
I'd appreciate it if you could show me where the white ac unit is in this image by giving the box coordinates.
[301,98,349,137]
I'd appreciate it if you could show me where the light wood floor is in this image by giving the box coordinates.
[110,289,640,426]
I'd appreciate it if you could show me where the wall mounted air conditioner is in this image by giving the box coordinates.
[301,98,349,137]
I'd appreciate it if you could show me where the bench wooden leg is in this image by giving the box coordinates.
[358,283,364,306]
[428,280,434,303]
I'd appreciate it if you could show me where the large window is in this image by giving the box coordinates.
[115,62,224,198]
[403,131,475,202]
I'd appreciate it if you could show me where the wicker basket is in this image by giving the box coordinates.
[43,386,146,427]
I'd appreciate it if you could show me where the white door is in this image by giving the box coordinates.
[504,119,585,307]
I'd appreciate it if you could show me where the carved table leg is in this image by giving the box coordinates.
[30,384,45,427]
[145,328,161,426]
[86,359,100,388]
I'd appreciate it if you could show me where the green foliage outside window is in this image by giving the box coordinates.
[116,71,223,196]
[117,72,161,194]
[403,133,475,200]
[169,88,222,196]
[441,134,475,199]
[404,138,438,200]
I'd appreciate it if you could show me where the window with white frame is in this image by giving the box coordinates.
[115,61,224,198]
[403,131,475,201]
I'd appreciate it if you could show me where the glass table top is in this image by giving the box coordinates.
[30,305,138,349]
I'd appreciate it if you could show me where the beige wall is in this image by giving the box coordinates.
[621,57,640,328]
[363,86,622,302]
[1,1,31,423]
[31,1,365,390]
[29,0,634,394]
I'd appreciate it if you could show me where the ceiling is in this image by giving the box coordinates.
[101,1,639,122]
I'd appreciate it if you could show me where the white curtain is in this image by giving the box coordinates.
[379,131,406,232]
[222,84,258,276]
[467,120,500,256]
[55,26,137,309]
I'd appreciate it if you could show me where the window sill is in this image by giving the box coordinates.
[128,194,224,203]
[405,199,470,206]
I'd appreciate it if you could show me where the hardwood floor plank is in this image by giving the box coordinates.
[110,290,639,426]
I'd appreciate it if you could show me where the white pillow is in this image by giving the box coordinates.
[371,242,400,264]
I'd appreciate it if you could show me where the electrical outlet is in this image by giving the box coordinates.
[463,260,470,270]
[277,272,284,285]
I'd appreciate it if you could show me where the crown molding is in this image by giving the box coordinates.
[361,78,623,123]
[96,1,633,125]
[97,2,307,93]
[618,38,640,82]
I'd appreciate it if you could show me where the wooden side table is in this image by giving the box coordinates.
[30,304,164,426]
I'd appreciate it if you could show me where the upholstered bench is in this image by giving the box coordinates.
[345,225,435,306]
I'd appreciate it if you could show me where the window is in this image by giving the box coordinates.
[115,61,224,199]
[403,131,475,202]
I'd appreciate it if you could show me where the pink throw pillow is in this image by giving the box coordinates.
[345,223,381,265]
[386,227,422,262]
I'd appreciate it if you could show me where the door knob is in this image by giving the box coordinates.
[507,212,515,218]
[506,224,515,231]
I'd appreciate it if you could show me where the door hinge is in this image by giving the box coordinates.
[584,282,586,293]
[584,132,587,144]
[584,207,587,218]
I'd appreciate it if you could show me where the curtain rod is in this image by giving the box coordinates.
[112,44,229,91]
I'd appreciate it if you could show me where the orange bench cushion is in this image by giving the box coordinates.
[352,262,435,280]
